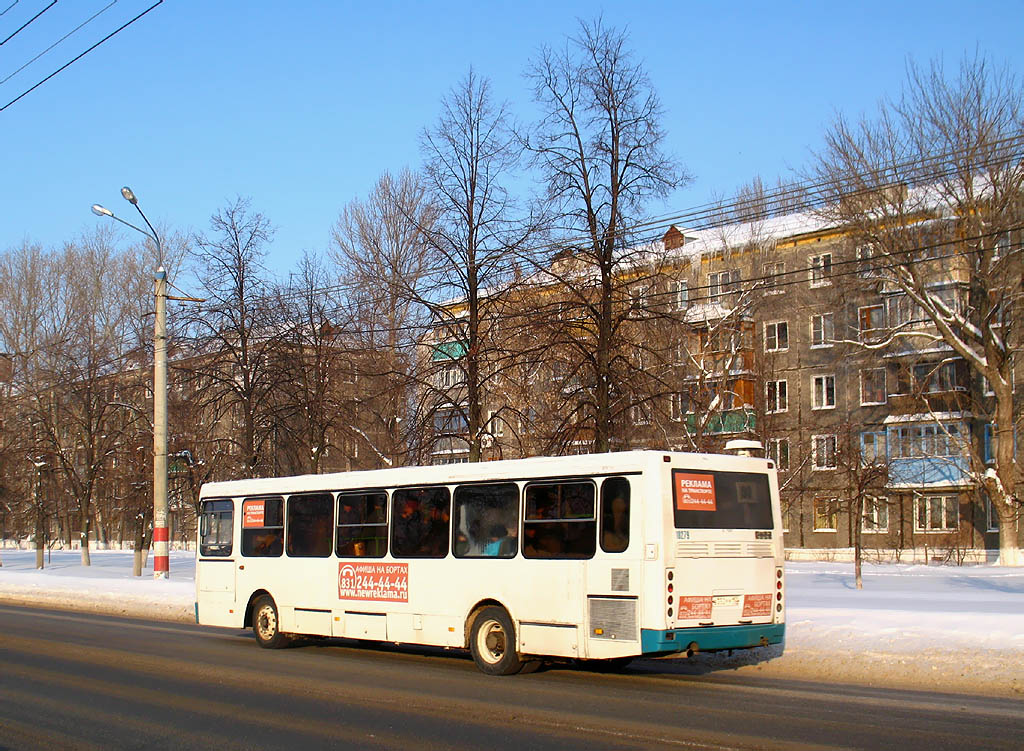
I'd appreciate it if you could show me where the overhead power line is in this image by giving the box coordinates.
[0,0,56,47]
[181,227,1023,343]
[0,0,162,114]
[0,1,119,87]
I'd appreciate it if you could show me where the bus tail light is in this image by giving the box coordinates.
[775,567,784,616]
[666,569,675,621]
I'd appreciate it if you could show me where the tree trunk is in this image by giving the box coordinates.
[79,507,91,566]
[996,508,1023,567]
[854,497,863,590]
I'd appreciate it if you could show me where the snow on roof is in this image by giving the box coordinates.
[883,411,969,424]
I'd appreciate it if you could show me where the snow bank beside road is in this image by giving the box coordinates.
[1,551,1021,695]
[0,550,195,622]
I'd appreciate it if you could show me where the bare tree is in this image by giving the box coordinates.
[0,232,152,564]
[330,170,435,466]
[810,54,1024,565]
[182,198,284,477]
[524,17,687,452]
[417,70,533,462]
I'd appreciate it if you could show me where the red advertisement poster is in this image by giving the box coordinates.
[338,562,409,603]
[742,593,773,617]
[676,595,712,619]
[242,500,265,528]
[673,471,717,511]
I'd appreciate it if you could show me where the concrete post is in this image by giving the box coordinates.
[153,267,169,579]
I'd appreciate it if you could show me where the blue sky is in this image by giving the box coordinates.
[2,1,1023,276]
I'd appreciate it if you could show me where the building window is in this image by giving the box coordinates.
[436,364,465,389]
[810,253,832,287]
[630,402,651,426]
[887,294,926,329]
[670,393,689,422]
[860,368,886,405]
[911,361,959,394]
[709,269,741,298]
[889,422,963,458]
[860,431,886,464]
[812,434,838,470]
[811,312,834,347]
[862,497,889,533]
[859,305,885,343]
[914,494,959,532]
[434,408,468,435]
[671,280,689,311]
[628,286,648,317]
[856,245,880,277]
[765,379,788,413]
[813,497,838,531]
[985,496,1001,533]
[763,261,785,294]
[983,423,994,464]
[767,437,790,471]
[764,321,789,352]
[812,374,836,410]
[487,410,505,438]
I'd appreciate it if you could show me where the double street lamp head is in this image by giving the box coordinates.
[91,204,113,218]
[121,186,138,205]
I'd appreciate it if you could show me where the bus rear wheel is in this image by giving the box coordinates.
[469,606,524,676]
[252,595,288,649]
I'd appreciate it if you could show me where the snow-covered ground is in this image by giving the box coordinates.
[1,550,1021,695]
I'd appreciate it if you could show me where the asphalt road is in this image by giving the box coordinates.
[0,604,1021,750]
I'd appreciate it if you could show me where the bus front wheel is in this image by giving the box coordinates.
[252,595,288,649]
[469,607,524,676]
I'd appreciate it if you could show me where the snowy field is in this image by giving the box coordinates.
[1,549,1021,695]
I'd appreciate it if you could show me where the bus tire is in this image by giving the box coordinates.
[469,606,523,676]
[252,595,288,649]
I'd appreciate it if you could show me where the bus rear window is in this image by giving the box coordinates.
[672,470,773,529]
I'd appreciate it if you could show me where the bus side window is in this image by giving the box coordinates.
[286,493,334,558]
[200,499,234,557]
[391,487,450,558]
[523,481,596,559]
[241,497,284,557]
[337,491,388,557]
[600,477,630,553]
[452,483,519,558]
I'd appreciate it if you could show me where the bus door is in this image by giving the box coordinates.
[584,476,642,659]
[517,479,594,659]
[197,498,237,626]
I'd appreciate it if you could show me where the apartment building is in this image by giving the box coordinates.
[422,206,1022,559]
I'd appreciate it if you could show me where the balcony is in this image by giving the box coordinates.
[684,409,756,435]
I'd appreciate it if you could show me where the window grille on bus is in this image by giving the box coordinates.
[611,569,630,592]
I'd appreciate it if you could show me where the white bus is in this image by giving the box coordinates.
[196,450,785,675]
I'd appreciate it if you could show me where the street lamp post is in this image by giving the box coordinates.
[92,188,169,580]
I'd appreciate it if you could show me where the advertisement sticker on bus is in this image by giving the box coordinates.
[672,471,717,512]
[242,500,265,528]
[338,562,409,603]
[677,595,713,619]
[742,593,773,617]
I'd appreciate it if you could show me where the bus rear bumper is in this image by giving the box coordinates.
[641,623,785,655]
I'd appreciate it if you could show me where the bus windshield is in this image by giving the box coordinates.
[672,469,773,529]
